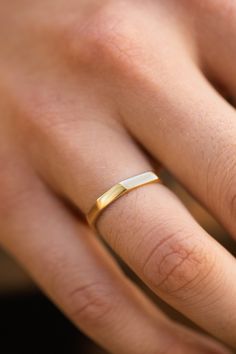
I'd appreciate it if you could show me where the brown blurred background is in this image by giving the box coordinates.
[0,172,235,353]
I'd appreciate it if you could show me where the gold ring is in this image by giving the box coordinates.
[86,171,161,230]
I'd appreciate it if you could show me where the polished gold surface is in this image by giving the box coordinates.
[87,171,161,230]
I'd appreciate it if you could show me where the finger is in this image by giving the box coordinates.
[118,45,236,240]
[71,2,236,241]
[0,180,168,354]
[183,0,236,97]
[2,170,229,354]
[77,1,236,241]
[31,114,236,348]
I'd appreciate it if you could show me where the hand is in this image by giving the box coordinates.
[0,1,236,353]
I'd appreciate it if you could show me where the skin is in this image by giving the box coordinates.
[0,0,236,352]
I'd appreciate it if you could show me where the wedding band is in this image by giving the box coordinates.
[86,171,161,230]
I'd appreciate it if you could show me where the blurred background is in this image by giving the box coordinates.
[0,172,235,353]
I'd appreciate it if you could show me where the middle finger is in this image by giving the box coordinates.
[119,38,236,240]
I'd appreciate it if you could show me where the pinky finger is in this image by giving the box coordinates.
[0,179,231,354]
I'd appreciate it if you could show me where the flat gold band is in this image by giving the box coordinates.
[86,171,161,229]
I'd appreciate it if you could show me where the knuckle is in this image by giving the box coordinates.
[141,226,215,300]
[66,3,145,74]
[66,281,115,328]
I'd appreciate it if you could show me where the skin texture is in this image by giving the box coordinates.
[0,0,236,352]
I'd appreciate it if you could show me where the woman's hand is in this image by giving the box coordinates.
[0,0,236,352]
